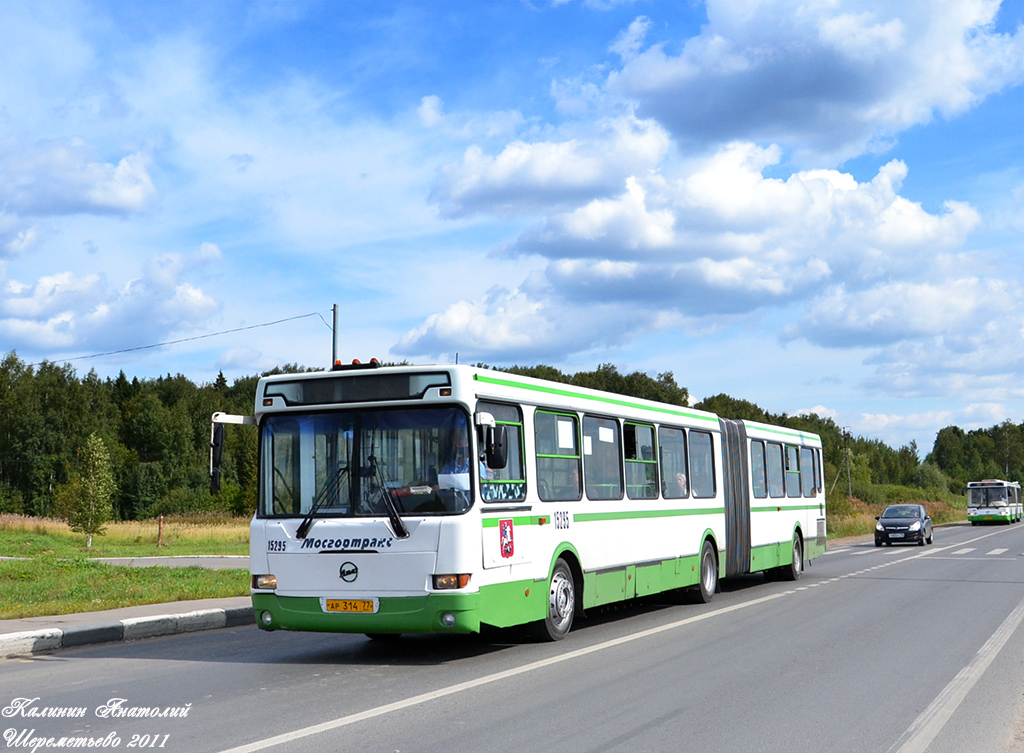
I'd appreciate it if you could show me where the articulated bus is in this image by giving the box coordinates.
[213,363,826,640]
[964,480,1023,525]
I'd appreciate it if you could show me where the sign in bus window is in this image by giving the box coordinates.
[689,430,715,499]
[584,415,622,500]
[535,410,581,501]
[478,401,526,503]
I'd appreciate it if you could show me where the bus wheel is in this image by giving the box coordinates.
[534,559,575,641]
[691,539,718,603]
[780,534,803,582]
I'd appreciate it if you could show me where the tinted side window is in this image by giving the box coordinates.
[478,401,526,503]
[659,426,689,499]
[625,423,658,499]
[535,410,581,501]
[689,430,716,499]
[583,415,622,500]
[750,440,767,499]
[786,445,801,498]
[800,447,815,497]
[766,442,785,498]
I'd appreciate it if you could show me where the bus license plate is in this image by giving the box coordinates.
[325,599,376,613]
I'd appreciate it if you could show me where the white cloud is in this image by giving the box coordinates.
[791,278,998,347]
[606,0,1024,164]
[0,140,157,217]
[429,115,670,217]
[1,253,220,354]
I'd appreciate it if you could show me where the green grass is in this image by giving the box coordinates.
[0,557,249,619]
[0,515,250,619]
[827,492,967,540]
[0,514,249,558]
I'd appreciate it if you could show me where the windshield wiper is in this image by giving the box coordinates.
[296,464,349,540]
[368,454,409,539]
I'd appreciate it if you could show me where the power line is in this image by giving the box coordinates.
[28,310,330,367]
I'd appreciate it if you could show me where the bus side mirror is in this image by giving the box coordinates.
[486,425,509,470]
[210,423,225,493]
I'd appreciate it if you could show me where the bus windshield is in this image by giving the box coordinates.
[260,406,472,518]
[969,488,1008,507]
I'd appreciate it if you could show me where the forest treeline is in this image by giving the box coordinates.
[1,351,1021,521]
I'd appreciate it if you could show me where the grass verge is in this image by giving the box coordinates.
[827,494,967,539]
[0,514,249,558]
[0,515,250,620]
[0,557,249,619]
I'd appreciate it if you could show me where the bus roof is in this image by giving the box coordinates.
[255,363,823,445]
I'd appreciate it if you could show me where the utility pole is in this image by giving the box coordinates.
[844,427,852,498]
[332,303,339,366]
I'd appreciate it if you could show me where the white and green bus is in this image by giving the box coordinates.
[965,479,1023,525]
[214,363,826,640]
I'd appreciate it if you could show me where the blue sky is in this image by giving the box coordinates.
[1,0,1022,455]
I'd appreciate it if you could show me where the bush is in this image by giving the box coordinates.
[149,486,224,517]
[0,483,24,515]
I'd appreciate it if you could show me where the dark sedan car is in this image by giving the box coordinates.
[875,504,933,546]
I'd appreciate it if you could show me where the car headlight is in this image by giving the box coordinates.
[909,521,921,531]
[875,521,884,531]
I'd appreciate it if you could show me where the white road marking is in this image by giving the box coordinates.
[987,548,1009,556]
[951,547,976,555]
[891,594,1024,753]
[215,591,788,753]
[217,524,1024,753]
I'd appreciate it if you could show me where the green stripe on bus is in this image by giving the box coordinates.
[750,504,824,513]
[481,516,545,527]
[473,374,719,424]
[574,507,723,522]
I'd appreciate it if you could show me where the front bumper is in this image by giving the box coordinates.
[875,528,926,545]
[251,591,481,634]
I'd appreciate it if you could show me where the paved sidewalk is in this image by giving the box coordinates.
[0,556,254,660]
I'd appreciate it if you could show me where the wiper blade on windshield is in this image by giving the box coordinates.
[368,454,409,539]
[296,464,349,540]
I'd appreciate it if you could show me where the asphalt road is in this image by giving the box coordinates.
[3,522,1023,753]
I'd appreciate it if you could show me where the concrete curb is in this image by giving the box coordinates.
[0,606,254,659]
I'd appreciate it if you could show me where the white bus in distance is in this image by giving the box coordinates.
[212,362,827,641]
[964,479,1023,525]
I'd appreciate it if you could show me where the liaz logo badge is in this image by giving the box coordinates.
[499,519,514,559]
[339,562,358,582]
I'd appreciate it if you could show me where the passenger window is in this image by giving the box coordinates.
[750,440,767,499]
[625,423,658,499]
[689,430,716,499]
[800,447,815,497]
[786,445,801,499]
[478,401,526,503]
[583,415,623,500]
[659,426,689,499]
[766,442,785,498]
[535,410,581,501]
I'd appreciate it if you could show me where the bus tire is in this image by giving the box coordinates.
[691,539,718,603]
[780,534,803,582]
[533,559,576,641]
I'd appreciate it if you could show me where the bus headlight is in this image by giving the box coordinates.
[433,574,471,590]
[252,574,277,590]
